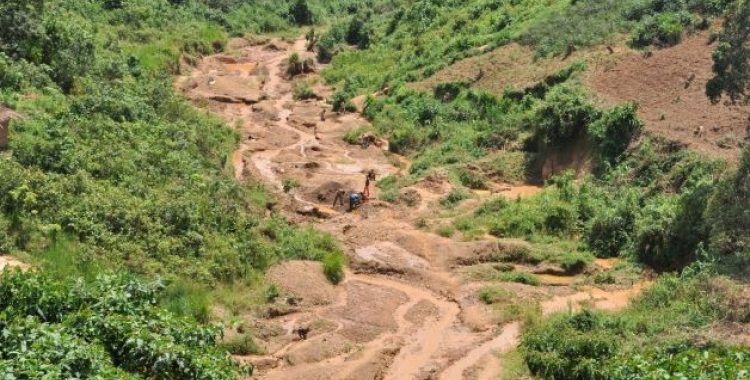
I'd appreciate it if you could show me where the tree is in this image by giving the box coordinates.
[290,0,313,26]
[706,145,750,259]
[0,0,45,61]
[707,0,750,103]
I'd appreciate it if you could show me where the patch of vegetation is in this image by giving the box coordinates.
[287,52,314,77]
[440,189,470,208]
[220,333,264,356]
[499,271,541,286]
[436,225,456,238]
[0,2,364,376]
[282,177,301,193]
[292,79,317,100]
[523,268,750,379]
[477,286,512,305]
[0,270,246,379]
[322,251,345,284]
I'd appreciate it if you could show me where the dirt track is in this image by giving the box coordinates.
[180,37,643,380]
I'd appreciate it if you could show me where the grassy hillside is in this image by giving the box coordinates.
[0,0,363,283]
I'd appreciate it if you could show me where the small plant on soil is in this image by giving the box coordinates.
[498,271,541,286]
[558,251,593,275]
[440,189,470,208]
[343,126,374,145]
[282,177,300,193]
[220,334,264,356]
[477,287,512,304]
[436,225,456,238]
[287,53,314,77]
[293,80,317,100]
[265,283,280,303]
[323,252,345,284]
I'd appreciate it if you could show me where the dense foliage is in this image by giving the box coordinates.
[706,145,750,268]
[0,270,246,379]
[708,0,750,103]
[0,0,345,283]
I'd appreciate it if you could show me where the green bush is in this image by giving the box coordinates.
[440,189,470,208]
[477,287,512,305]
[332,90,356,112]
[323,251,345,284]
[630,12,695,48]
[588,102,643,165]
[282,177,301,193]
[0,270,247,379]
[533,83,598,146]
[292,80,317,100]
[585,208,637,258]
[220,334,264,356]
[499,271,540,286]
[558,251,593,274]
[706,144,750,262]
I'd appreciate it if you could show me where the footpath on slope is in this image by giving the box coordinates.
[179,36,644,380]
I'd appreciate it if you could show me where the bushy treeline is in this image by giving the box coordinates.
[0,269,246,379]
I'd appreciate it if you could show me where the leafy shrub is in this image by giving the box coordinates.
[533,84,598,146]
[332,90,356,112]
[457,168,488,190]
[287,53,314,77]
[558,251,593,274]
[292,80,317,100]
[706,144,750,261]
[585,208,637,258]
[220,334,263,355]
[588,102,643,165]
[0,271,247,379]
[343,125,374,145]
[282,177,301,193]
[289,0,314,25]
[440,189,470,208]
[477,287,512,304]
[323,251,345,284]
[436,225,456,238]
[630,12,695,48]
[265,284,280,303]
[346,15,371,49]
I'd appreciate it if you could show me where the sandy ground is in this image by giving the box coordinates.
[180,36,645,380]
[0,256,28,272]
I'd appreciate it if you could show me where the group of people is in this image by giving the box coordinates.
[333,170,377,211]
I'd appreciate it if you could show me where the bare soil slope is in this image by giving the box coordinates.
[180,37,644,380]
[585,32,748,161]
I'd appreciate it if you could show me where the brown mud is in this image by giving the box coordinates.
[180,36,645,380]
